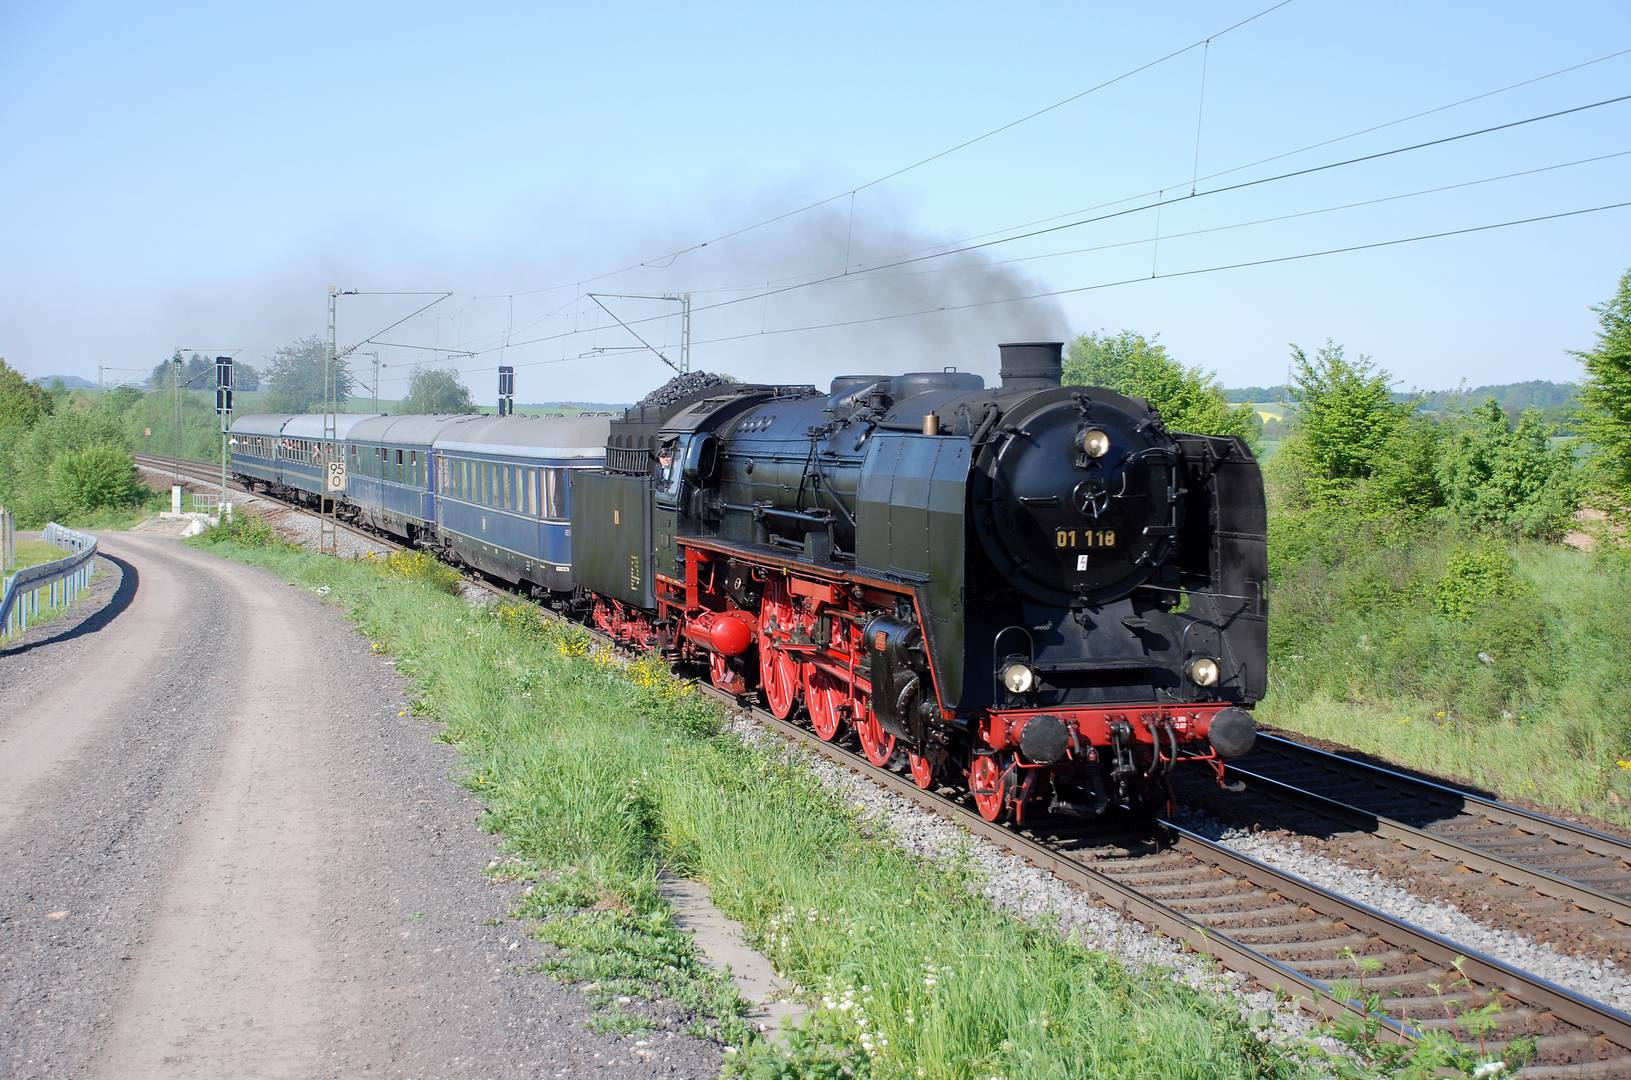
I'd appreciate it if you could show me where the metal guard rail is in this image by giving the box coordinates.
[1,524,99,640]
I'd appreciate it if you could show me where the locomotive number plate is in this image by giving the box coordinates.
[1055,529,1115,550]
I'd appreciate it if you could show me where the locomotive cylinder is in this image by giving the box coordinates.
[684,609,757,656]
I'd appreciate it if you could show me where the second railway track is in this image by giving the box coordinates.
[1212,734,1631,930]
[136,451,1631,1074]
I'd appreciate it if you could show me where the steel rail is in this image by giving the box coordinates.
[1213,761,1631,928]
[153,449,1631,1072]
[1229,734,1631,911]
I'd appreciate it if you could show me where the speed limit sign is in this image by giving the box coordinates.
[326,459,347,492]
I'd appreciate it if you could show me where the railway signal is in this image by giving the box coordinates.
[497,366,514,416]
[215,356,234,426]
[216,356,234,516]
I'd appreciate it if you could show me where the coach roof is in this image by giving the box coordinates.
[347,413,485,447]
[230,413,297,437]
[433,414,611,460]
[280,413,387,439]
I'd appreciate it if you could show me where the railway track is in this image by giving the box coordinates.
[729,705,1631,1077]
[137,451,1631,1074]
[1213,734,1631,933]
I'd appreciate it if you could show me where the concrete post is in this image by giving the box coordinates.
[171,486,183,515]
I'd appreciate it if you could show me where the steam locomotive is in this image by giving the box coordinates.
[230,341,1266,821]
[570,342,1268,822]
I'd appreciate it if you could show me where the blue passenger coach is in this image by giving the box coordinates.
[344,414,481,543]
[432,415,611,592]
[273,413,384,505]
[228,414,296,489]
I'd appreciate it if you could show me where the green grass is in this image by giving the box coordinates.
[1261,512,1631,827]
[190,531,1326,1079]
[8,539,66,572]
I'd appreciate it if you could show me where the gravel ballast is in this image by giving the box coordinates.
[1180,809,1631,1013]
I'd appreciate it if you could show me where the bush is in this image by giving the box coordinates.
[1434,546,1520,622]
[201,513,285,548]
[1437,402,1579,540]
[46,443,145,518]
[1,398,149,526]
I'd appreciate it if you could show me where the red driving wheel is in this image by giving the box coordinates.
[757,580,801,720]
[908,751,936,790]
[969,754,1009,823]
[855,709,897,768]
[803,667,845,741]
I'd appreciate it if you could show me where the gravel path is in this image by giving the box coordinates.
[1178,809,1631,1014]
[0,531,719,1080]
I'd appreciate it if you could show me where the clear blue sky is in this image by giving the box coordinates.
[3,1,1628,403]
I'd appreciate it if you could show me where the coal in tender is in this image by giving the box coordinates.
[634,371,728,410]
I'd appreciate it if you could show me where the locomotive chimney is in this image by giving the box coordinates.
[998,342,1063,391]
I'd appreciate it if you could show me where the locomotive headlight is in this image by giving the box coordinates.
[1079,428,1111,458]
[1187,657,1221,687]
[1000,662,1036,694]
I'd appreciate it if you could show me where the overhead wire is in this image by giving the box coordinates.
[410,91,1631,366]
[409,200,1631,376]
[368,46,1631,385]
[677,45,1631,299]
[376,44,1631,375]
[477,0,1301,301]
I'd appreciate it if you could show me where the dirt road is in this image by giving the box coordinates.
[0,531,719,1079]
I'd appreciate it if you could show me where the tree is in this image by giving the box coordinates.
[1282,340,1407,497]
[234,362,261,392]
[148,352,213,391]
[0,357,54,430]
[401,365,477,414]
[1576,269,1631,499]
[1438,400,1579,540]
[1062,331,1258,447]
[263,336,352,413]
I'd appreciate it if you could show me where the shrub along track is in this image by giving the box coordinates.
[144,451,1631,1074]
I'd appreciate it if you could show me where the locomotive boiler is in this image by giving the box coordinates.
[571,343,1268,822]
